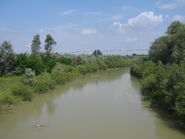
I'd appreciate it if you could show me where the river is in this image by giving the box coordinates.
[0,69,184,139]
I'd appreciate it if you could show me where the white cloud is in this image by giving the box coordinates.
[159,0,185,10]
[60,9,76,16]
[127,11,164,26]
[127,37,138,42]
[113,11,164,33]
[172,15,185,21]
[81,29,97,35]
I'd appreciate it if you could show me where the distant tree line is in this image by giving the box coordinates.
[1,33,132,77]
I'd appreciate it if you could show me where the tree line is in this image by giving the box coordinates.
[1,32,125,77]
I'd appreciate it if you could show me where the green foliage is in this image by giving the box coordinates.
[105,55,127,68]
[166,21,185,35]
[34,73,55,94]
[41,55,58,72]
[85,63,99,73]
[149,36,171,64]
[0,91,19,105]
[22,68,37,85]
[59,56,72,65]
[44,34,56,56]
[31,34,41,57]
[51,72,72,84]
[0,41,16,76]
[11,83,33,101]
[149,21,185,64]
[131,21,185,128]
[16,54,45,75]
[93,49,103,56]
[96,57,107,70]
[63,65,74,72]
[130,61,158,79]
[71,56,85,65]
[77,65,88,74]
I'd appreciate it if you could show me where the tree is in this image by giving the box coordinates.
[170,26,185,64]
[93,49,103,56]
[44,34,56,56]
[0,41,16,75]
[149,21,185,64]
[16,54,45,75]
[149,36,171,64]
[31,34,41,57]
[166,21,184,35]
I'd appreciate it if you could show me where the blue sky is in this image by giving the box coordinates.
[0,0,185,54]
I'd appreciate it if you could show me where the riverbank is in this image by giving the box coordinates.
[130,62,185,129]
[0,61,130,113]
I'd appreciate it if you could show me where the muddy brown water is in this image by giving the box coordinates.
[0,69,184,139]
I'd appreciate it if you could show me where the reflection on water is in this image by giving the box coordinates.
[0,69,184,139]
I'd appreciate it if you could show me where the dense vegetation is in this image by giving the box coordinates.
[131,21,185,128]
[0,34,137,112]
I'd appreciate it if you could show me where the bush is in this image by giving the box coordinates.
[52,63,64,73]
[59,56,72,65]
[130,61,158,79]
[0,91,19,105]
[52,63,74,73]
[63,65,74,72]
[131,60,185,128]
[34,73,55,94]
[77,65,88,75]
[11,83,33,101]
[16,54,45,75]
[85,63,99,73]
[51,71,74,84]
[41,55,58,72]
[22,68,37,85]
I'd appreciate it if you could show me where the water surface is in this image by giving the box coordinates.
[0,69,184,139]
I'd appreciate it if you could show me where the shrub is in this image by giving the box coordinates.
[0,91,19,105]
[51,71,72,84]
[63,65,74,72]
[22,68,37,85]
[16,54,45,75]
[59,56,72,65]
[77,65,88,75]
[52,63,64,73]
[85,63,99,73]
[130,61,158,79]
[34,73,55,94]
[11,83,33,101]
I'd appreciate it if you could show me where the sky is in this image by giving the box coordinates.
[0,0,185,54]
